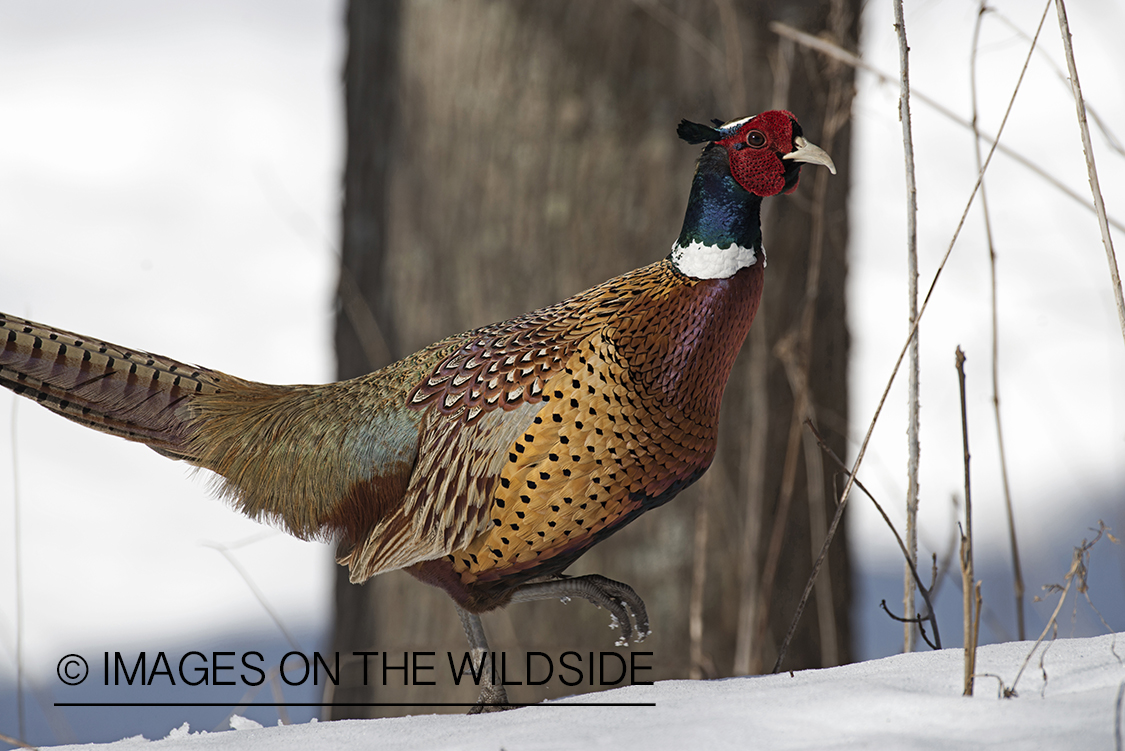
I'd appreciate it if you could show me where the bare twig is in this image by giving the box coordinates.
[878,600,938,649]
[1009,526,1110,696]
[894,0,922,654]
[769,21,1125,235]
[972,581,983,678]
[1053,0,1125,348]
[970,0,1025,642]
[805,419,941,650]
[956,347,976,696]
[771,456,848,674]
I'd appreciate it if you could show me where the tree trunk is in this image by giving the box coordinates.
[331,0,856,719]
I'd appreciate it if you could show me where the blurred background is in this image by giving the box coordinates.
[0,0,1122,745]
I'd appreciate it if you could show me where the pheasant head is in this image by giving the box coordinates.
[672,110,836,279]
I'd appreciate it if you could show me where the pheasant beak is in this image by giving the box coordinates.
[783,136,837,175]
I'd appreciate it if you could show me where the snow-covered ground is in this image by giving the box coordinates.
[46,634,1125,750]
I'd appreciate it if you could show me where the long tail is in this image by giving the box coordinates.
[0,311,230,460]
[0,310,425,554]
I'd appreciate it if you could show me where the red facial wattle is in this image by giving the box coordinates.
[715,110,797,198]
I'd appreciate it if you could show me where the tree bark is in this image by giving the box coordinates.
[331,0,857,719]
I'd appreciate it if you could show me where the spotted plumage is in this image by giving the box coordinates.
[0,113,834,700]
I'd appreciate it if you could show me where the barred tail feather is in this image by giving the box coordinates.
[0,312,228,459]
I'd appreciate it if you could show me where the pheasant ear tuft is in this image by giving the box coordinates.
[677,119,723,145]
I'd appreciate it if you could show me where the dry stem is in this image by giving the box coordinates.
[893,0,922,655]
[1053,0,1125,348]
[970,0,1025,642]
[1008,525,1112,697]
[774,420,940,670]
[805,420,941,650]
[956,347,976,696]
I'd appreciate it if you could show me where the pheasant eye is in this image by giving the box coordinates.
[746,130,766,148]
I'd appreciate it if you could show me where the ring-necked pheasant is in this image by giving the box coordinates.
[0,110,833,709]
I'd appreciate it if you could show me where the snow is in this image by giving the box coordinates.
[44,634,1125,750]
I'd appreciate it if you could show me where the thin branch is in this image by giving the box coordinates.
[805,419,941,650]
[1009,525,1110,696]
[1053,0,1125,348]
[1009,551,1076,696]
[769,21,1125,235]
[894,0,922,654]
[956,347,975,697]
[878,600,937,650]
[770,455,848,674]
[971,0,1025,643]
